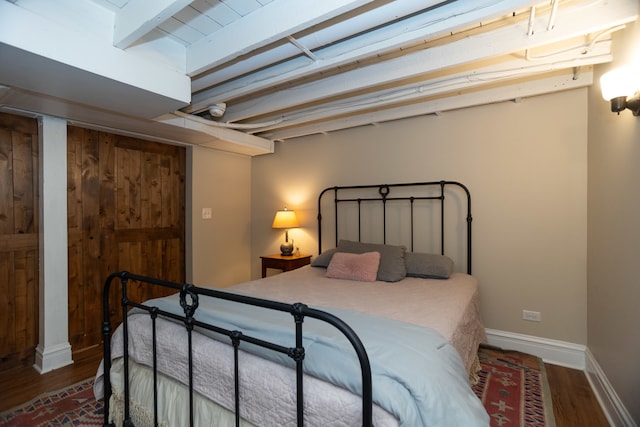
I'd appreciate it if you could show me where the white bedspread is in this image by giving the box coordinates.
[95,266,488,426]
[97,314,401,426]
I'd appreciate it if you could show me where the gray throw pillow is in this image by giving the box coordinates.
[311,248,338,267]
[405,252,454,279]
[337,239,406,282]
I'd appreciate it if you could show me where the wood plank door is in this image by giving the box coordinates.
[0,113,39,371]
[67,127,185,351]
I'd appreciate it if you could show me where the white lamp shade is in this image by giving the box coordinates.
[272,209,299,229]
[600,67,637,101]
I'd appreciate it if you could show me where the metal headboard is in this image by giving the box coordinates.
[317,181,472,274]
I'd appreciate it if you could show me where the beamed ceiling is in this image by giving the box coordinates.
[0,0,637,155]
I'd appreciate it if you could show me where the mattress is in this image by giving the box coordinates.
[95,266,488,426]
[229,265,486,374]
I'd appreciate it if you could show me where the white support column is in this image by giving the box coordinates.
[34,115,72,373]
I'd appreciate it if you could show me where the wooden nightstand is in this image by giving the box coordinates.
[260,253,312,278]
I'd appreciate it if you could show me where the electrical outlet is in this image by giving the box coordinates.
[522,310,541,322]
[202,207,212,219]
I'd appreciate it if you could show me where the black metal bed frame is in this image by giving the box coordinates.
[102,180,472,427]
[101,271,373,427]
[318,181,472,274]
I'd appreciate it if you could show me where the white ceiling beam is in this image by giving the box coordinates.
[188,0,541,112]
[251,41,612,133]
[65,116,272,156]
[261,70,594,141]
[155,111,274,154]
[222,0,637,122]
[114,0,193,49]
[186,0,375,76]
[189,0,454,94]
[0,1,190,117]
[0,87,272,156]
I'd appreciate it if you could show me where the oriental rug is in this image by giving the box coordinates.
[0,378,102,426]
[473,345,556,427]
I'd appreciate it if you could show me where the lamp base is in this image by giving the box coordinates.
[280,242,294,256]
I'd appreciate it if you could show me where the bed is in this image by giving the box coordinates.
[95,181,489,427]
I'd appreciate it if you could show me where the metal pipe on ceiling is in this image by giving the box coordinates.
[188,0,546,115]
[547,0,559,31]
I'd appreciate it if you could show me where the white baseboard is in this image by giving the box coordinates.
[485,329,637,427]
[485,328,586,369]
[585,348,637,427]
[33,342,73,374]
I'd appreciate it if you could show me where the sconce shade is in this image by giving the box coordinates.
[272,209,299,229]
[600,67,636,101]
[600,67,640,116]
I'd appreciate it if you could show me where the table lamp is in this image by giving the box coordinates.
[272,208,299,256]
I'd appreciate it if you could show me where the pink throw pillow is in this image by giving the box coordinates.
[326,251,381,282]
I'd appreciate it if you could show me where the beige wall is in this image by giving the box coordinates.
[188,146,252,287]
[251,89,588,344]
[188,19,640,422]
[587,21,640,424]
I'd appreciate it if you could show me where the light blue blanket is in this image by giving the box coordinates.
[141,293,489,427]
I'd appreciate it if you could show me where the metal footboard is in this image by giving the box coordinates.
[102,271,374,427]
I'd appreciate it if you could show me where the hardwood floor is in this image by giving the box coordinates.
[0,349,611,426]
[0,345,103,413]
[546,363,610,427]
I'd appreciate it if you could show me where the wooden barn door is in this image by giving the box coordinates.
[67,127,185,352]
[0,113,39,371]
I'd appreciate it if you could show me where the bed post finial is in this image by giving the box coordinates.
[179,284,200,319]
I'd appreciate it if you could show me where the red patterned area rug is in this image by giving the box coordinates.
[0,378,103,427]
[473,345,556,427]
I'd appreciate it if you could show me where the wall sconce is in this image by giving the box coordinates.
[272,208,299,256]
[600,67,640,116]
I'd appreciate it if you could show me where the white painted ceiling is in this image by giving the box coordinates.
[0,0,637,155]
